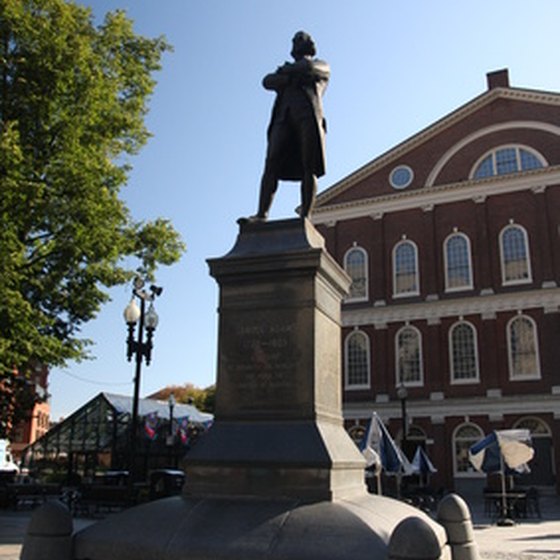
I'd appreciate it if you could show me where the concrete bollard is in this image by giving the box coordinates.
[388,516,450,560]
[436,493,480,560]
[20,500,73,560]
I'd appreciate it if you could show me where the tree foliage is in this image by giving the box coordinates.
[149,384,216,414]
[0,0,185,435]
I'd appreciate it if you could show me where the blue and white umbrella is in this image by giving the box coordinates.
[411,445,437,487]
[469,429,534,524]
[469,429,534,474]
[411,446,437,475]
[360,412,413,475]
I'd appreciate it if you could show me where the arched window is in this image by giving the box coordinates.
[453,423,484,476]
[395,325,423,386]
[514,417,554,486]
[400,424,427,460]
[344,246,368,302]
[449,321,479,383]
[500,223,532,285]
[393,240,419,297]
[444,232,473,291]
[514,417,551,436]
[507,315,541,380]
[405,425,427,446]
[345,330,370,389]
[471,145,545,179]
[347,424,367,446]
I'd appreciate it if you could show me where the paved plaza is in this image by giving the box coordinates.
[0,494,559,560]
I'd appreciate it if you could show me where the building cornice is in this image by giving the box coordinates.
[343,392,560,422]
[312,166,560,225]
[342,286,560,328]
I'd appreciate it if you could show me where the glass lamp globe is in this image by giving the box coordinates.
[123,298,141,324]
[397,383,408,401]
[145,303,159,330]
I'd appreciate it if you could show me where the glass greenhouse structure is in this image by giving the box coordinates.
[21,392,213,482]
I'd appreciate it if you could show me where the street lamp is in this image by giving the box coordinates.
[396,383,409,451]
[167,393,176,466]
[124,277,163,481]
[168,393,176,438]
[396,383,409,499]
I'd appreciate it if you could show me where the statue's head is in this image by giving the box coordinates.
[291,31,316,59]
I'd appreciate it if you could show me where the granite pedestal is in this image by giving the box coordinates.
[185,218,366,501]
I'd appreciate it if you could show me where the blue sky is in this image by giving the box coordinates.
[49,0,560,418]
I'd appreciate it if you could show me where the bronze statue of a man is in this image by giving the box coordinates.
[250,31,330,221]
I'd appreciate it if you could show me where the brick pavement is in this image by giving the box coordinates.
[468,493,560,560]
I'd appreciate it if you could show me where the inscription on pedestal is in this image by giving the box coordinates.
[221,313,306,412]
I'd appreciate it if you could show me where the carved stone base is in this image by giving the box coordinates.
[73,494,450,560]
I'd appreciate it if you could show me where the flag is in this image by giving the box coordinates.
[144,412,159,440]
[177,416,190,445]
[360,412,413,475]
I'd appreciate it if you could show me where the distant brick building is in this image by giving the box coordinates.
[313,70,560,494]
[10,365,50,462]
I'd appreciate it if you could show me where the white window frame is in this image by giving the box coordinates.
[453,422,485,477]
[506,314,541,381]
[389,164,414,190]
[343,245,369,303]
[449,320,480,385]
[392,239,420,298]
[499,223,532,286]
[395,325,423,387]
[444,231,473,292]
[469,144,547,179]
[344,329,371,390]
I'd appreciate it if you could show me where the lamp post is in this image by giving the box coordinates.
[397,383,409,452]
[167,392,176,467]
[396,383,409,499]
[124,277,162,482]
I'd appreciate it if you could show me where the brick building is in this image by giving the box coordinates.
[313,70,560,495]
[10,365,50,463]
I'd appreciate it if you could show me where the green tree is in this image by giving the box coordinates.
[150,384,216,414]
[0,0,185,437]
